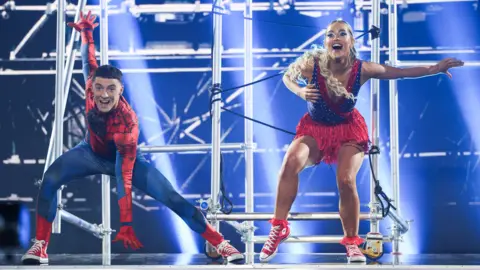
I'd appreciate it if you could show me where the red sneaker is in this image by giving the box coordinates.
[21,239,49,265]
[215,240,244,263]
[341,236,366,263]
[259,219,290,262]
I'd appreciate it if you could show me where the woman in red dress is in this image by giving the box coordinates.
[259,19,464,263]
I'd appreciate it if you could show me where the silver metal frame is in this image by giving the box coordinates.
[388,0,401,255]
[35,0,440,265]
[243,0,255,264]
[369,0,381,236]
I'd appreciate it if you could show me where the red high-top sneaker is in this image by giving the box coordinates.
[341,236,366,263]
[215,240,244,263]
[201,223,244,263]
[21,239,49,265]
[259,218,290,263]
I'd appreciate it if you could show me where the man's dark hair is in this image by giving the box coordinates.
[93,65,123,82]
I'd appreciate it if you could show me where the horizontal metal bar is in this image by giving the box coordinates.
[0,67,285,76]
[138,143,251,153]
[208,212,383,221]
[60,210,103,239]
[2,0,475,13]
[38,46,480,59]
[252,235,392,244]
[395,61,480,67]
[5,59,478,75]
[5,47,479,64]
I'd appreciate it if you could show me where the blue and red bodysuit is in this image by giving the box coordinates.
[82,28,137,225]
[33,26,225,250]
[294,58,369,164]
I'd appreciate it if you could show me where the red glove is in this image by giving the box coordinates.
[113,225,143,250]
[67,10,99,32]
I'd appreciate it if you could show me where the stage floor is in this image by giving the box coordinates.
[1,253,480,269]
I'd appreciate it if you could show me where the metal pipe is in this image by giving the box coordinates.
[207,212,383,221]
[44,0,84,172]
[0,67,286,76]
[244,0,254,263]
[52,0,66,235]
[388,0,401,255]
[14,46,477,61]
[10,13,50,60]
[387,208,409,235]
[60,210,103,239]
[2,61,479,76]
[252,235,393,244]
[101,175,111,266]
[139,143,247,153]
[211,1,223,217]
[99,0,111,265]
[62,0,87,105]
[205,1,223,257]
[369,0,381,235]
[44,0,86,223]
[2,1,475,13]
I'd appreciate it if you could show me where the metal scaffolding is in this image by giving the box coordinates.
[31,0,480,265]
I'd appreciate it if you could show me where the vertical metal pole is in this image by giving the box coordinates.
[244,0,254,264]
[100,0,111,265]
[63,0,87,103]
[369,0,381,234]
[210,2,223,228]
[52,0,66,235]
[388,0,401,255]
[44,0,86,171]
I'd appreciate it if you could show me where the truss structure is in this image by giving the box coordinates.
[3,0,479,266]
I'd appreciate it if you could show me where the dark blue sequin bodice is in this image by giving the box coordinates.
[307,59,362,124]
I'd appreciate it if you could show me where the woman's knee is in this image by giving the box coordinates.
[337,173,357,195]
[280,152,306,177]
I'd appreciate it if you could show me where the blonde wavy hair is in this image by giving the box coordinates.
[285,19,358,101]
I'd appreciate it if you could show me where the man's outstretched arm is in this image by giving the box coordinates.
[80,29,98,83]
[67,11,99,83]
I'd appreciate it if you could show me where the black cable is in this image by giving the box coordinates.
[219,153,233,214]
[367,145,396,218]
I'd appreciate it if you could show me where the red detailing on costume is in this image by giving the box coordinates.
[270,218,289,227]
[316,59,360,116]
[295,109,369,164]
[36,215,52,242]
[118,195,133,223]
[83,30,97,114]
[201,223,225,246]
[81,30,98,79]
[340,235,365,246]
[113,225,143,250]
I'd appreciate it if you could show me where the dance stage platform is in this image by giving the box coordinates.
[1,253,479,269]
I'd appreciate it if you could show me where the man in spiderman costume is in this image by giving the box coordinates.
[21,11,244,265]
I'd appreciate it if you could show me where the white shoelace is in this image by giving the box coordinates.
[28,240,45,255]
[346,245,363,257]
[217,240,237,255]
[263,226,281,252]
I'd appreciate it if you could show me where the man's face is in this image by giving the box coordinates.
[92,77,123,113]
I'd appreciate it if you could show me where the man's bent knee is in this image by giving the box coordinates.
[39,170,63,199]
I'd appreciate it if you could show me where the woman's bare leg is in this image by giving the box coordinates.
[336,143,364,237]
[273,136,321,220]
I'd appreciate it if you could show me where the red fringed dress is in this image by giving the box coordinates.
[294,58,369,164]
